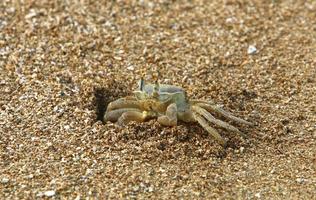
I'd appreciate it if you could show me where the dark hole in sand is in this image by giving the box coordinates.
[94,88,110,122]
[93,82,130,122]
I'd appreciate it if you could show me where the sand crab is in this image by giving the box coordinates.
[104,79,253,146]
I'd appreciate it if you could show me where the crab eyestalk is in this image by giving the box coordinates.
[152,81,160,99]
[138,78,145,91]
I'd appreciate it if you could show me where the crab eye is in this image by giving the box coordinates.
[138,78,145,91]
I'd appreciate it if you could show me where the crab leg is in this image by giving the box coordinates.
[118,110,154,126]
[104,108,140,122]
[192,112,227,146]
[196,103,253,126]
[190,99,216,105]
[157,103,177,126]
[192,106,246,138]
[107,99,142,111]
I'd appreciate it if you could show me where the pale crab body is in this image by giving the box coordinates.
[134,82,193,121]
[104,79,253,146]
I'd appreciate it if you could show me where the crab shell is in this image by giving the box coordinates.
[132,81,194,122]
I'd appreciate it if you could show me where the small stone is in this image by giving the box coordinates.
[86,168,93,175]
[127,65,134,70]
[7,7,16,13]
[148,186,154,192]
[44,190,56,197]
[64,125,70,131]
[25,9,37,19]
[247,45,257,54]
[139,182,145,188]
[296,177,305,184]
[159,167,165,173]
[133,185,140,191]
[114,37,121,42]
[225,17,237,23]
[74,195,81,200]
[148,2,154,8]
[270,168,275,174]
[1,177,9,184]
[53,106,59,112]
[114,56,122,60]
[36,192,44,197]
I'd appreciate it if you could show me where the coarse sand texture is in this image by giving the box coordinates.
[0,1,315,199]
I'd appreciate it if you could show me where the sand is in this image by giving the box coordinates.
[0,0,315,199]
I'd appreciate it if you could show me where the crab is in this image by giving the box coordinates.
[104,79,253,146]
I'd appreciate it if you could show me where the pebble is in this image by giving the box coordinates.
[296,178,306,184]
[255,192,261,198]
[25,9,37,19]
[225,17,237,23]
[147,186,154,192]
[247,45,257,54]
[1,177,9,184]
[44,190,56,197]
[75,195,81,200]
[127,65,134,70]
[64,125,70,131]
[133,185,140,192]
